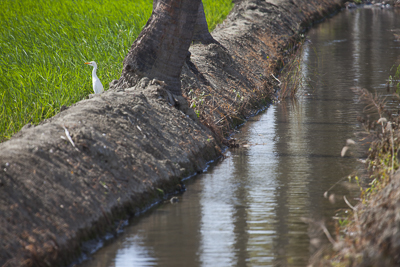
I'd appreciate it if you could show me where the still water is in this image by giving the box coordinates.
[79,7,400,267]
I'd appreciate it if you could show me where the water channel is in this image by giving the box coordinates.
[79,6,400,267]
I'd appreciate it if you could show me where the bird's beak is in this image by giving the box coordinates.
[84,62,90,65]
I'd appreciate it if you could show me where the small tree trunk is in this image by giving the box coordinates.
[111,0,202,95]
[152,0,215,44]
[192,2,217,44]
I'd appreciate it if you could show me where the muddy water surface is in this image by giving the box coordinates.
[79,7,400,267]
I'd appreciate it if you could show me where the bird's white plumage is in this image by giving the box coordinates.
[84,61,104,94]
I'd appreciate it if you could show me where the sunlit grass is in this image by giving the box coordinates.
[0,0,233,141]
[203,0,233,31]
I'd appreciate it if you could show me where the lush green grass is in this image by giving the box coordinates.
[203,0,233,31]
[0,0,233,141]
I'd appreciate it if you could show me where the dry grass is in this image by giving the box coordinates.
[277,36,309,100]
[309,78,400,266]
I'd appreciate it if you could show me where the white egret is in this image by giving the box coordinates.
[84,61,104,94]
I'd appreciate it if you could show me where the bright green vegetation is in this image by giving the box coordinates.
[390,64,400,93]
[203,0,233,31]
[0,0,233,141]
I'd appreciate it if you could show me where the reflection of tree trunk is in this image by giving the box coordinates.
[111,0,202,95]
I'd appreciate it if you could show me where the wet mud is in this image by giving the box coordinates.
[0,0,345,266]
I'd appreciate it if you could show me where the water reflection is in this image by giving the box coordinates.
[114,235,156,266]
[79,7,400,267]
[199,168,236,266]
[236,107,278,267]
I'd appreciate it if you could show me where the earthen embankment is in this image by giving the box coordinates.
[0,1,345,266]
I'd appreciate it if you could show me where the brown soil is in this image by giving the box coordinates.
[311,172,400,267]
[0,0,345,266]
[346,172,400,266]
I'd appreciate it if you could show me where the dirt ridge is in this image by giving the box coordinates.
[0,1,344,266]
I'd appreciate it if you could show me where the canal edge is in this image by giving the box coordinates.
[0,0,347,266]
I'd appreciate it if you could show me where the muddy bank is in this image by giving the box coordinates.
[0,85,220,267]
[0,0,345,266]
[337,170,400,266]
[315,147,400,266]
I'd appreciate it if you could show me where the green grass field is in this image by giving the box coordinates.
[0,0,233,141]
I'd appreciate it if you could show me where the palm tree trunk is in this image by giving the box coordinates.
[111,0,202,95]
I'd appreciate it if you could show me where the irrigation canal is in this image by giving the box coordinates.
[78,6,400,267]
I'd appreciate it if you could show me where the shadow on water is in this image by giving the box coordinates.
[79,7,400,267]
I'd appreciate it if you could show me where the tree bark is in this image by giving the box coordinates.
[111,0,202,95]
[192,2,217,44]
[153,0,215,44]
